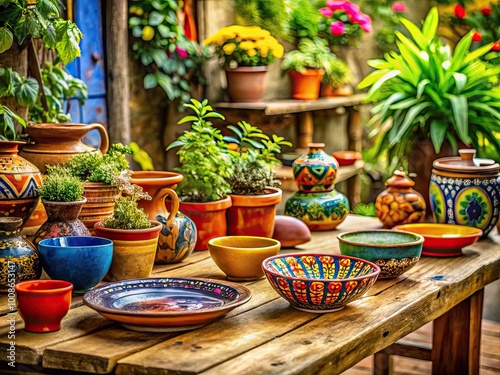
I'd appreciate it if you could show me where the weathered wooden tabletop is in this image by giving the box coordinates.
[1,215,499,375]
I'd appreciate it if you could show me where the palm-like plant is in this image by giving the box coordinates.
[357,7,500,168]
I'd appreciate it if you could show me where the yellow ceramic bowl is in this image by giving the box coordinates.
[208,236,281,281]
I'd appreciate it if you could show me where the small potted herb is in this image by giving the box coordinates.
[33,172,89,247]
[94,171,161,281]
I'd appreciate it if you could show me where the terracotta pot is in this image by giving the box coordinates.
[33,198,91,248]
[320,83,354,97]
[227,188,282,238]
[0,141,42,228]
[225,66,269,102]
[289,69,324,100]
[20,123,109,173]
[78,182,120,232]
[94,220,162,281]
[0,217,41,290]
[171,197,232,251]
[129,170,183,219]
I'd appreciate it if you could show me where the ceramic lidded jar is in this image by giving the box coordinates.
[375,168,426,228]
[285,143,349,230]
[429,149,500,237]
[0,217,41,290]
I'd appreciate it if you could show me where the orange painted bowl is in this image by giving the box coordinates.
[262,254,380,313]
[83,277,251,332]
[393,223,483,257]
[332,151,361,166]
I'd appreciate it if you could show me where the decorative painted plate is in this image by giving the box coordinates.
[83,277,252,331]
[393,223,483,257]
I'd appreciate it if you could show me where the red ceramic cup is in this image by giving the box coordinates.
[15,280,73,333]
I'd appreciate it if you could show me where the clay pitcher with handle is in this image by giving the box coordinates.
[20,123,109,173]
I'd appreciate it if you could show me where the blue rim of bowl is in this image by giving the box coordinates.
[38,236,114,248]
[261,253,381,282]
[337,229,424,247]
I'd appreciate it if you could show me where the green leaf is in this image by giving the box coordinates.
[416,79,430,99]
[177,115,199,124]
[143,74,157,89]
[400,17,427,50]
[55,20,82,65]
[13,14,29,45]
[367,70,401,97]
[465,43,494,63]
[389,102,432,147]
[453,73,467,93]
[469,102,500,120]
[148,11,165,26]
[422,7,438,40]
[357,69,390,91]
[156,73,175,100]
[166,140,186,151]
[0,27,13,54]
[42,23,57,48]
[449,94,469,144]
[13,76,38,106]
[429,119,448,153]
[449,32,472,72]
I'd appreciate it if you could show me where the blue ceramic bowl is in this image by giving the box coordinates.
[38,236,113,293]
[262,254,380,313]
[338,230,424,279]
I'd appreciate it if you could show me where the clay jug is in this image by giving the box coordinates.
[20,123,109,173]
[0,141,42,227]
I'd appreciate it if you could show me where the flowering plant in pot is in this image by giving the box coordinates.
[281,37,350,100]
[94,171,161,281]
[33,172,90,247]
[224,120,292,237]
[166,99,233,250]
[204,25,284,102]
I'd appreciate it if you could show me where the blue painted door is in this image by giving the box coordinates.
[66,0,107,148]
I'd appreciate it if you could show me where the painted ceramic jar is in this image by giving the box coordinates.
[285,143,349,231]
[0,217,41,290]
[0,141,43,227]
[292,143,339,192]
[429,149,500,237]
[375,168,426,228]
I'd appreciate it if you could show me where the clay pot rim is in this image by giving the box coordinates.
[15,280,73,294]
[225,66,269,72]
[42,197,87,205]
[178,196,232,212]
[229,187,282,206]
[130,171,184,186]
[337,229,424,248]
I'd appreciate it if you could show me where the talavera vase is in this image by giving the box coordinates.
[285,143,349,230]
[0,217,41,290]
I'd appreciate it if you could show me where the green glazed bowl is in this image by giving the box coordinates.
[337,230,424,279]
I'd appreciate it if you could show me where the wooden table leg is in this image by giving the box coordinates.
[297,112,313,150]
[431,289,484,375]
[347,106,363,207]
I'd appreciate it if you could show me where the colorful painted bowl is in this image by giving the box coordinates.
[338,230,424,279]
[15,280,73,332]
[332,151,362,166]
[208,236,281,281]
[392,223,483,257]
[38,236,113,293]
[262,254,380,313]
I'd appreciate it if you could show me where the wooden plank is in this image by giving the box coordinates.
[115,298,319,375]
[0,306,113,365]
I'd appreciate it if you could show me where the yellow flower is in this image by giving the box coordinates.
[247,48,257,57]
[223,43,236,55]
[239,41,254,50]
[259,46,269,57]
[272,44,284,59]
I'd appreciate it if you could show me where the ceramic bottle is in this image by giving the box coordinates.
[285,143,349,230]
[375,168,426,228]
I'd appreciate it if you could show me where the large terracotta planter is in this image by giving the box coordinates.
[225,66,269,102]
[79,182,120,232]
[174,197,232,251]
[0,141,42,228]
[94,220,161,281]
[289,69,324,100]
[33,198,91,248]
[227,188,282,238]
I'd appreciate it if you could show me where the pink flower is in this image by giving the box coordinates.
[176,46,188,59]
[326,0,348,10]
[354,13,372,33]
[330,21,345,36]
[342,1,361,18]
[391,2,407,13]
[320,7,333,17]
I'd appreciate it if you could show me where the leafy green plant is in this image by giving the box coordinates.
[0,0,82,139]
[223,120,292,195]
[287,0,320,41]
[281,37,350,84]
[353,202,377,216]
[102,171,151,230]
[357,7,500,170]
[166,99,233,202]
[129,0,209,105]
[37,173,84,202]
[48,143,132,185]
[233,0,289,41]
[29,61,88,123]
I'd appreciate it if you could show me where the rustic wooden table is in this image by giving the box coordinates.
[1,215,499,375]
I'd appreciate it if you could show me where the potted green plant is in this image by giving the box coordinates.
[166,99,233,250]
[204,25,284,102]
[93,171,161,282]
[357,7,500,210]
[33,172,89,247]
[281,37,350,100]
[224,120,292,237]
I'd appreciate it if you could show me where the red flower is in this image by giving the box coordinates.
[454,4,466,19]
[472,32,482,42]
[492,41,500,51]
[481,7,492,16]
